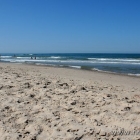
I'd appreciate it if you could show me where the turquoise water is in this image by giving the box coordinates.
[1,53,140,76]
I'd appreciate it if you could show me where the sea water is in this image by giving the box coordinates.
[0,53,140,76]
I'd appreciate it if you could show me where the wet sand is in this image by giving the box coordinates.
[0,63,140,140]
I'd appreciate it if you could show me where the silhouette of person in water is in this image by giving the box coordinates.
[35,56,36,59]
[31,57,33,59]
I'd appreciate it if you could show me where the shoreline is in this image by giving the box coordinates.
[1,61,140,79]
[1,61,140,94]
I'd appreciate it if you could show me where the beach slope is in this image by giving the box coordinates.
[0,63,140,140]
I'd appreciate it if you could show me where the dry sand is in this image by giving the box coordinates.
[0,63,140,140]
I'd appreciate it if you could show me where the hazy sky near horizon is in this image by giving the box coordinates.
[0,0,140,53]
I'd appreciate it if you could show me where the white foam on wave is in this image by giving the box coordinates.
[1,56,12,58]
[92,68,111,73]
[12,59,48,63]
[64,60,140,65]
[92,68,121,75]
[68,65,81,69]
[16,57,30,59]
[92,68,102,71]
[2,58,140,65]
[128,73,140,76]
[36,63,56,66]
[88,58,140,62]
[49,56,61,59]
[92,68,140,77]
[90,61,140,65]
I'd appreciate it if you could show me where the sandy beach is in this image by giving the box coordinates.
[0,62,140,140]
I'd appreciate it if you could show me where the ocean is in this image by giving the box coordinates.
[0,53,140,76]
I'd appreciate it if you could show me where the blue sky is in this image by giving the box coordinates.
[0,0,140,53]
